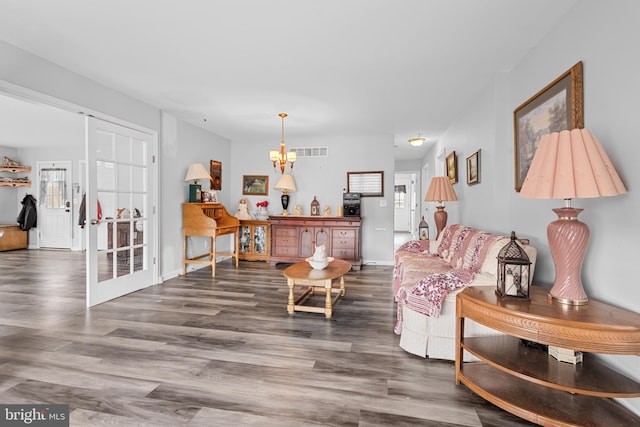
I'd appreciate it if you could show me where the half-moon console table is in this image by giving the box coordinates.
[456,286,640,426]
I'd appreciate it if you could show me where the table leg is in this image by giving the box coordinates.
[339,275,346,296]
[324,279,333,318]
[234,229,239,267]
[287,278,295,314]
[182,236,187,275]
[211,236,216,277]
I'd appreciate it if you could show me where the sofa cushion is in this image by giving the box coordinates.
[460,231,503,272]
[437,224,471,263]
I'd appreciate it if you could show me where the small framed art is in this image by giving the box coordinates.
[242,175,269,196]
[446,151,458,184]
[466,149,480,185]
[202,190,218,203]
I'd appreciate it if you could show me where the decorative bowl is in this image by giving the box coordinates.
[305,256,334,270]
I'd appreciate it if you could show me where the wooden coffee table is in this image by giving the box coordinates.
[283,259,352,318]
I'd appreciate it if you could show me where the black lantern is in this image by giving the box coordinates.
[418,216,429,240]
[496,231,531,300]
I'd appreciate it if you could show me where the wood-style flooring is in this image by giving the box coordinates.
[0,249,535,426]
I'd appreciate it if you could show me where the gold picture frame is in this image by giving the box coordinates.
[446,151,457,184]
[242,175,269,196]
[466,149,480,185]
[513,61,583,191]
[210,160,222,190]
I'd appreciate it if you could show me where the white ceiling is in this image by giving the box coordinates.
[0,0,577,159]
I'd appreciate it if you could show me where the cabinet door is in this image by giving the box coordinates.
[315,227,329,252]
[239,225,252,254]
[299,227,314,258]
[299,226,329,258]
[253,225,267,255]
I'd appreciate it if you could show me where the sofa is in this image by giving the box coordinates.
[393,224,537,361]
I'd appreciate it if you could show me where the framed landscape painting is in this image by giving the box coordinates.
[513,61,583,191]
[446,151,457,184]
[242,175,269,196]
[466,149,480,185]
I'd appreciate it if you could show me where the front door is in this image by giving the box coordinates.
[85,116,157,307]
[38,161,72,249]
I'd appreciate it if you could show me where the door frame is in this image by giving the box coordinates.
[0,79,160,306]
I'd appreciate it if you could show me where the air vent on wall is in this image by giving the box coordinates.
[290,147,329,157]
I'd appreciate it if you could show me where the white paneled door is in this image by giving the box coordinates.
[85,116,157,307]
[38,161,72,249]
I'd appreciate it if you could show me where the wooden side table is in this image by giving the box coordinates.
[283,259,351,318]
[456,286,640,426]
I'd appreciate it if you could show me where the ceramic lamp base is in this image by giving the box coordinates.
[547,207,589,305]
[433,205,448,240]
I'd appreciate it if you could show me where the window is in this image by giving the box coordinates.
[347,171,384,197]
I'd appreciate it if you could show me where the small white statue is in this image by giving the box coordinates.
[293,204,303,216]
[235,198,252,220]
[322,205,332,216]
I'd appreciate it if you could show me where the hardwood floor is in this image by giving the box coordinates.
[0,249,535,426]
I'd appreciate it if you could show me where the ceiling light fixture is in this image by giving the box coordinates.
[409,136,426,147]
[269,113,296,174]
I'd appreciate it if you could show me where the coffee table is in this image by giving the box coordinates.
[283,259,352,318]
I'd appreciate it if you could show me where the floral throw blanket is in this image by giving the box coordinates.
[394,269,474,334]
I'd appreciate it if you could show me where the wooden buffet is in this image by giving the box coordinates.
[269,215,362,270]
[455,286,640,426]
[182,203,239,276]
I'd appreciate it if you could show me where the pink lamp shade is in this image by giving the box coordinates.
[520,128,626,199]
[425,176,458,240]
[520,128,626,305]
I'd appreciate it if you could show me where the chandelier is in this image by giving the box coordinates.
[270,113,296,173]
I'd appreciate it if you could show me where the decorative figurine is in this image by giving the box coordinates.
[235,198,252,220]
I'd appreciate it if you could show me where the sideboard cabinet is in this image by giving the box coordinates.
[456,286,640,426]
[269,216,362,270]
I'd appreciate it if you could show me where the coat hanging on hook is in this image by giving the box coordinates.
[17,194,37,231]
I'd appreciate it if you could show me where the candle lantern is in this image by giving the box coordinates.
[418,216,429,240]
[496,231,531,300]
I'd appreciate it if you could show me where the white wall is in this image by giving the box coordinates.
[427,0,640,414]
[230,134,395,265]
[160,112,232,279]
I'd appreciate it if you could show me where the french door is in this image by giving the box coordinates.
[85,116,157,307]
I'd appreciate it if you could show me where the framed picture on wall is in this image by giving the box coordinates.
[466,149,480,185]
[446,151,457,184]
[210,160,222,190]
[513,61,583,191]
[347,171,384,197]
[242,175,269,196]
